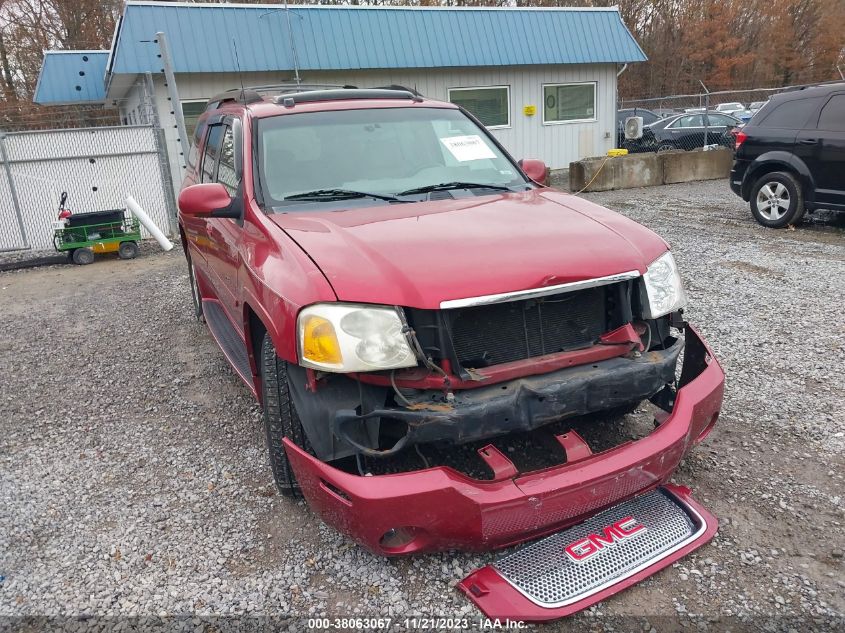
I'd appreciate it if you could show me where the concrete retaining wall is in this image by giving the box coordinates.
[568,148,733,193]
[662,147,734,184]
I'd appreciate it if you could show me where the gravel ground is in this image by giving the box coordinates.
[1,179,843,632]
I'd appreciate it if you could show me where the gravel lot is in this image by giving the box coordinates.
[1,180,843,632]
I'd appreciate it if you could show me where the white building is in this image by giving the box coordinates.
[35,2,646,191]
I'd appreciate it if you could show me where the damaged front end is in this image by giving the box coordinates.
[284,321,724,555]
[331,335,682,456]
[289,274,687,463]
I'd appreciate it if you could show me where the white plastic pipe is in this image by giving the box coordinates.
[126,195,174,252]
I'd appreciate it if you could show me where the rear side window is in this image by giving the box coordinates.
[757,97,822,129]
[187,119,207,170]
[707,114,737,126]
[200,124,224,183]
[216,125,239,196]
[817,95,845,131]
[671,115,703,128]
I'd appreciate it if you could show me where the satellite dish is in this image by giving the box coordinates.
[624,116,644,140]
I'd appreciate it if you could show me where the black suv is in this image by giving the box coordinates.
[730,82,845,228]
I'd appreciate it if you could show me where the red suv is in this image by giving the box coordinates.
[178,86,724,556]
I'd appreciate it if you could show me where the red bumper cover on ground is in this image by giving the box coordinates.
[458,484,718,621]
[283,325,724,555]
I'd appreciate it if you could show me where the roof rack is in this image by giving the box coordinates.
[206,83,357,110]
[372,84,424,97]
[779,80,845,95]
[274,88,424,107]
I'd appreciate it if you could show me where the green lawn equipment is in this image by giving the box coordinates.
[53,192,142,265]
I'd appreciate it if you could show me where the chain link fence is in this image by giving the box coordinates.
[0,77,176,253]
[616,82,834,154]
[0,104,122,134]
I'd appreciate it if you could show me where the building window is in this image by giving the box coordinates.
[448,86,510,129]
[542,83,596,124]
[181,100,207,140]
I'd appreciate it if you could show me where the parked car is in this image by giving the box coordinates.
[177,85,724,558]
[715,102,745,116]
[616,107,660,146]
[726,122,745,149]
[730,82,845,227]
[653,107,682,119]
[628,111,742,152]
[735,102,767,122]
[748,100,767,113]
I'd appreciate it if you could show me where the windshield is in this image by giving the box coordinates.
[256,107,529,210]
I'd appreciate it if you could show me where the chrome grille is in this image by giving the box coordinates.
[493,489,702,607]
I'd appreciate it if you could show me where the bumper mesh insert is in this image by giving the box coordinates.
[493,488,702,607]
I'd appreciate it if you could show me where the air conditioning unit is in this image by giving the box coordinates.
[624,116,644,140]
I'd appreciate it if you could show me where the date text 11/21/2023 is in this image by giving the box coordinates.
[305,617,528,630]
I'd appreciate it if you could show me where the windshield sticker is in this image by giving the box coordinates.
[440,135,497,162]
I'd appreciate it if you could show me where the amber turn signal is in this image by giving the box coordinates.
[301,315,343,366]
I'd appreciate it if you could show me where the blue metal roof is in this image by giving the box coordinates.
[110,3,646,75]
[33,51,108,104]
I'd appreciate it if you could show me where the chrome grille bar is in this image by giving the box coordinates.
[492,488,706,608]
[439,270,641,309]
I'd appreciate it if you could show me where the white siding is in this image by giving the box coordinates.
[148,64,618,192]
[118,79,149,127]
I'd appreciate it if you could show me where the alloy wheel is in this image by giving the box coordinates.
[756,182,790,221]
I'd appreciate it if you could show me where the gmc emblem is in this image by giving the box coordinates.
[564,516,646,562]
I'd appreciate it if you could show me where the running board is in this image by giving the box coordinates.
[203,300,253,389]
[459,485,717,622]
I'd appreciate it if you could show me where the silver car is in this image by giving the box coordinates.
[715,102,746,116]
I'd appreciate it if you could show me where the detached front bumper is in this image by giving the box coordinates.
[284,324,724,555]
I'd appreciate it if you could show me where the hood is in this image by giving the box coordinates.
[270,190,668,309]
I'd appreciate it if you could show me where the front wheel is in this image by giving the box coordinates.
[750,171,805,228]
[261,332,312,497]
[71,247,94,265]
[657,142,675,153]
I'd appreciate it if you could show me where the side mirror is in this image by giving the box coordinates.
[519,158,548,185]
[178,183,234,217]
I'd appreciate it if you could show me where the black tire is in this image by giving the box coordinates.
[750,171,805,229]
[187,256,204,321]
[657,142,676,153]
[71,247,94,265]
[261,332,311,497]
[118,241,139,260]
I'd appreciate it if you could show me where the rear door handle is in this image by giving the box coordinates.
[798,138,819,145]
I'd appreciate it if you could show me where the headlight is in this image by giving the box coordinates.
[642,251,687,318]
[297,303,418,373]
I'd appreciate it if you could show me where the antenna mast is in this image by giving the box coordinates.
[284,0,301,85]
[232,38,246,100]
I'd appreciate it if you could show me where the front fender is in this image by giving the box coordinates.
[239,213,337,369]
